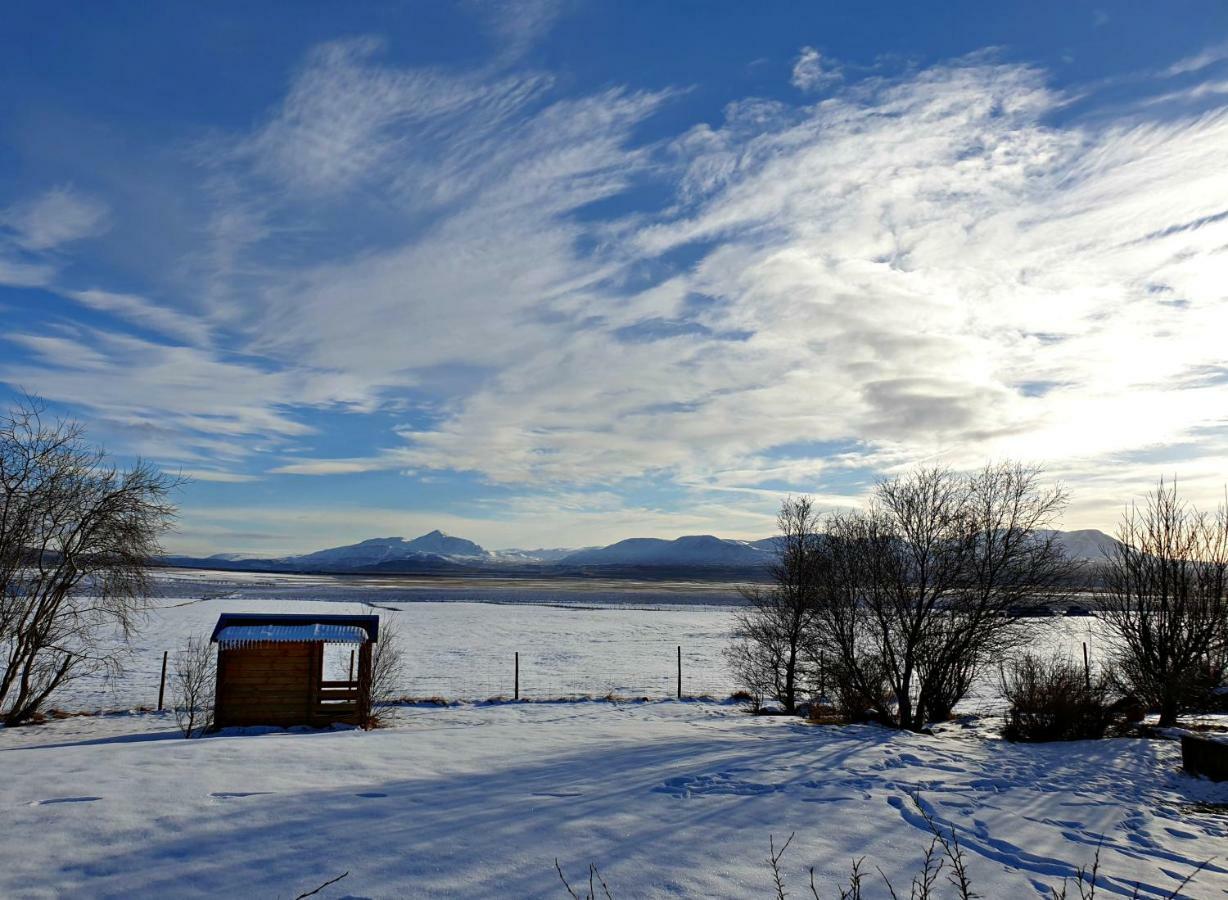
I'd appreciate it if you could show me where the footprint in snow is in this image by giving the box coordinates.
[355,792,388,798]
[29,796,101,806]
[531,790,583,798]
[209,791,275,799]
[654,772,783,798]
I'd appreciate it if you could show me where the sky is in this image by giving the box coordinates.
[2,2,1228,556]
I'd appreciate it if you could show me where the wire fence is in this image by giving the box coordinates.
[138,645,738,709]
[392,651,736,702]
[89,613,1112,712]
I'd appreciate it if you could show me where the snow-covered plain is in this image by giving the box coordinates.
[67,568,1106,710]
[3,702,1227,898]
[2,570,1225,898]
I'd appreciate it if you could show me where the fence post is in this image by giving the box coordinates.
[157,650,168,711]
[677,645,682,700]
[348,650,355,682]
[1082,642,1090,688]
[515,651,520,701]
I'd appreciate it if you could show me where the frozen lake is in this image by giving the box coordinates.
[66,568,1110,712]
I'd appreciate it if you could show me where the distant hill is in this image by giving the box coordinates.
[559,535,772,568]
[293,532,485,569]
[1046,528,1119,562]
[161,527,1120,578]
[492,547,589,564]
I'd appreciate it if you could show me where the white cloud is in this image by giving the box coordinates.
[65,289,212,346]
[373,59,1228,518]
[465,0,569,63]
[235,38,551,195]
[0,256,54,288]
[1164,40,1228,77]
[8,41,1228,545]
[0,186,109,250]
[790,46,842,92]
[178,469,265,484]
[270,456,402,476]
[0,326,374,464]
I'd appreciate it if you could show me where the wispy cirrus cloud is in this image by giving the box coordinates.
[466,0,572,64]
[4,33,1228,550]
[368,59,1228,511]
[790,46,843,92]
[1164,40,1228,77]
[1,185,109,251]
[0,185,110,289]
[64,289,212,346]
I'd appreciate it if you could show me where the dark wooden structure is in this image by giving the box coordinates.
[1182,733,1228,781]
[210,613,379,728]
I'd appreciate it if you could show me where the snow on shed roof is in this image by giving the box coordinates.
[216,623,370,647]
[210,613,379,644]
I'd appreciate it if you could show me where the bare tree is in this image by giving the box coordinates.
[815,463,1072,731]
[1099,481,1228,726]
[367,619,406,726]
[727,496,823,713]
[172,635,216,737]
[0,397,178,725]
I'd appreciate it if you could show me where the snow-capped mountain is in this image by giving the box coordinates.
[164,527,1119,576]
[290,531,486,568]
[1044,529,1120,562]
[559,535,773,568]
[490,547,591,564]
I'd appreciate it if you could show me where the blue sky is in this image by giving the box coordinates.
[2,2,1227,555]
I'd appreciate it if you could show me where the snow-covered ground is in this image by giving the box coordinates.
[2,702,1226,898]
[6,569,1224,898]
[65,568,1107,710]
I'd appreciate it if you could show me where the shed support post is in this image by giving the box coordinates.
[358,642,373,728]
[158,650,168,711]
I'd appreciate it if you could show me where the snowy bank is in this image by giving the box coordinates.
[1,701,1225,898]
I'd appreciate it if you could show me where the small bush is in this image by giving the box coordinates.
[1000,653,1116,742]
[831,654,893,724]
[919,655,978,724]
[171,636,216,738]
[806,702,844,724]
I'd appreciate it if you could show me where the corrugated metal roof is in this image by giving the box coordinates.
[210,613,379,643]
[216,623,370,647]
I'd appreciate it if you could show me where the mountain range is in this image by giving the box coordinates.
[162,527,1120,578]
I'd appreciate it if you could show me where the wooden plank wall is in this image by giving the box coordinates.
[215,643,315,727]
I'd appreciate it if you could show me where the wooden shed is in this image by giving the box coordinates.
[210,613,379,728]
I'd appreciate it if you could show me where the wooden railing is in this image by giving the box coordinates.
[318,680,360,705]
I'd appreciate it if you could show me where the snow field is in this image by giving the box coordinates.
[3,572,1226,898]
[68,569,1108,711]
[1,701,1225,898]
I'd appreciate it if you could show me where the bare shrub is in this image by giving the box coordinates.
[0,397,179,725]
[816,463,1074,732]
[293,871,349,899]
[1000,653,1116,742]
[1099,480,1228,726]
[727,496,824,714]
[555,859,614,900]
[366,620,406,726]
[829,653,892,724]
[555,793,1210,897]
[171,636,216,738]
